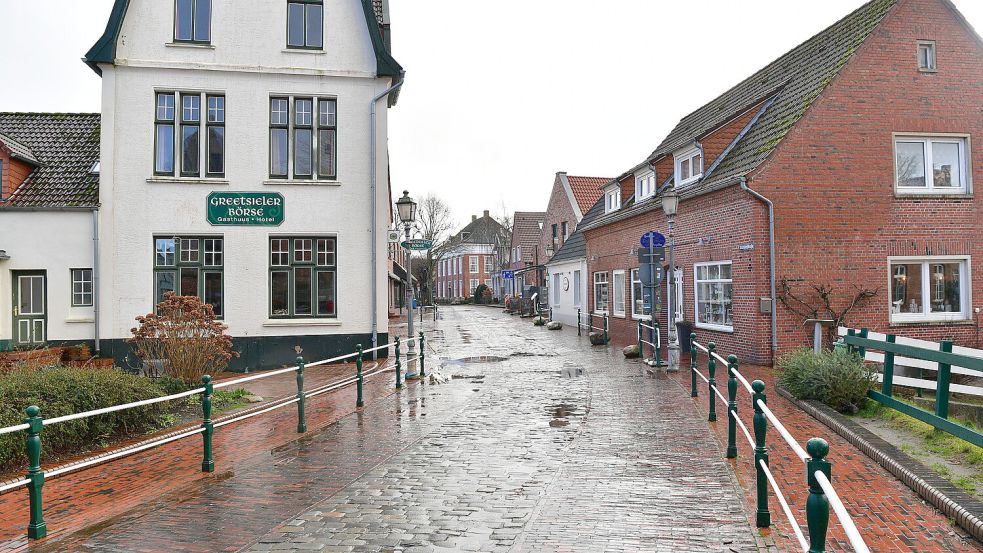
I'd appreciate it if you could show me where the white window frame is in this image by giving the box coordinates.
[630,268,648,320]
[593,271,609,315]
[612,270,626,318]
[675,147,703,186]
[694,261,733,332]
[888,256,971,323]
[604,187,621,213]
[634,170,656,202]
[485,255,494,272]
[469,255,478,274]
[71,268,93,307]
[470,278,479,294]
[552,273,561,306]
[671,267,684,324]
[917,40,936,72]
[894,134,970,194]
[573,270,582,307]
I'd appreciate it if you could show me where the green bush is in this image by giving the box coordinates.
[778,349,876,414]
[0,367,171,471]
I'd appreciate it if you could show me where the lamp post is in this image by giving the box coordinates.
[661,186,680,371]
[396,190,419,379]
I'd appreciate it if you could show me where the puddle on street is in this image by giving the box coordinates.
[558,366,585,378]
[547,402,584,428]
[441,356,507,366]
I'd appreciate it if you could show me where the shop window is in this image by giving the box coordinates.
[71,269,93,307]
[694,261,732,331]
[895,136,969,193]
[593,272,608,314]
[890,258,968,322]
[270,237,337,318]
[630,268,647,319]
[153,236,224,317]
[612,270,626,317]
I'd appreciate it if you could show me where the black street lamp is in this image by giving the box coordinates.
[661,186,680,370]
[396,190,419,378]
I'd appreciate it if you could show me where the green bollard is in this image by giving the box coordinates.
[201,375,215,472]
[603,314,609,344]
[726,355,739,459]
[296,357,307,433]
[690,333,698,398]
[577,308,581,336]
[419,332,426,379]
[707,343,718,422]
[356,344,364,408]
[395,337,402,389]
[752,380,771,528]
[806,438,831,553]
[24,405,46,540]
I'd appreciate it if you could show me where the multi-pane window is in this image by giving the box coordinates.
[593,272,609,314]
[287,0,324,49]
[469,256,478,273]
[174,0,210,43]
[604,188,620,213]
[270,237,337,318]
[155,92,225,178]
[695,262,732,330]
[635,170,657,200]
[676,149,703,185]
[918,41,936,71]
[71,269,93,307]
[630,268,647,318]
[154,236,224,317]
[561,221,569,240]
[612,270,626,317]
[895,136,968,193]
[470,279,479,294]
[269,97,337,180]
[890,258,968,322]
[485,255,494,272]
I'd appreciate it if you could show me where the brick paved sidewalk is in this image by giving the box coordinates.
[669,360,983,552]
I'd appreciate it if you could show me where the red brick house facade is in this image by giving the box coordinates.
[538,173,607,267]
[582,0,983,365]
[507,211,546,296]
[436,211,504,301]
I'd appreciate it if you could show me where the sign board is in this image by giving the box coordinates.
[639,263,663,287]
[641,231,666,249]
[400,238,434,251]
[502,270,515,280]
[388,230,401,243]
[638,247,665,266]
[207,192,284,226]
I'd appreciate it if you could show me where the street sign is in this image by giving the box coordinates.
[639,263,663,286]
[387,230,401,243]
[400,238,434,251]
[207,192,284,226]
[502,270,515,280]
[641,231,666,249]
[638,247,665,265]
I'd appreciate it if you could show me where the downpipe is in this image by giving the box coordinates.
[92,210,100,355]
[740,178,778,358]
[369,79,404,360]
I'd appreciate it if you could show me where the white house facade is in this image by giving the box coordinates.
[0,0,403,370]
[545,197,603,327]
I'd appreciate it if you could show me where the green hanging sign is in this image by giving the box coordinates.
[207,192,284,226]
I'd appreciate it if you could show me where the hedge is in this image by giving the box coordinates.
[0,367,171,472]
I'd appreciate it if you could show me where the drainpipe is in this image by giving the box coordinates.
[92,210,100,355]
[370,79,404,359]
[740,178,778,356]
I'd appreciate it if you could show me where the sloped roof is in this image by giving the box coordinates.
[0,132,39,165]
[445,214,506,248]
[547,196,605,265]
[0,113,101,208]
[511,211,546,264]
[565,175,608,215]
[653,0,897,190]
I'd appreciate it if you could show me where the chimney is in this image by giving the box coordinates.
[472,215,477,221]
[483,210,490,217]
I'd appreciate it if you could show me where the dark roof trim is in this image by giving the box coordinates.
[701,93,778,181]
[83,0,404,82]
[0,132,40,165]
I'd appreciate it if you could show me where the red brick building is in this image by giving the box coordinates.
[582,0,983,365]
[538,173,607,266]
[435,211,504,301]
[506,211,546,297]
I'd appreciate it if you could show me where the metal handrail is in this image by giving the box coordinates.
[756,399,809,462]
[761,459,809,551]
[815,471,871,553]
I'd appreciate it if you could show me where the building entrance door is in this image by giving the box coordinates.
[13,271,46,346]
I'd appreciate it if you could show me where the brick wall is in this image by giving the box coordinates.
[0,151,33,201]
[538,174,580,267]
[751,0,983,352]
[436,251,495,300]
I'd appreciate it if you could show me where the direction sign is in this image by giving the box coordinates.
[400,238,434,251]
[502,270,515,280]
[641,231,666,249]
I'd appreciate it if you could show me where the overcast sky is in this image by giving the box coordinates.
[1,0,980,230]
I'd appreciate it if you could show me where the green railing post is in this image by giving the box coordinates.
[937,340,953,419]
[577,308,582,336]
[752,380,771,528]
[356,344,364,408]
[296,357,307,433]
[201,375,215,472]
[707,343,718,422]
[24,405,46,540]
[690,332,698,398]
[395,337,402,389]
[419,331,426,379]
[603,314,609,344]
[846,328,856,354]
[806,438,831,553]
[858,328,869,359]
[637,320,643,359]
[881,334,896,396]
[726,354,739,459]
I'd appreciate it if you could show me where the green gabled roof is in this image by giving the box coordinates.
[83,0,403,79]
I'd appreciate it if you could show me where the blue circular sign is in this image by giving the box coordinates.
[641,232,666,248]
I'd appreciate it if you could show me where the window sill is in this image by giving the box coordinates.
[263,179,341,186]
[612,312,627,319]
[282,48,325,55]
[695,323,734,333]
[264,319,341,327]
[147,177,229,185]
[165,42,215,50]
[65,317,95,324]
[889,318,974,327]
[894,191,972,199]
[918,68,938,74]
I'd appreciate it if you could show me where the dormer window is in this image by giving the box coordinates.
[675,148,703,186]
[174,0,211,44]
[462,232,471,241]
[287,0,324,50]
[604,186,621,213]
[634,170,656,201]
[918,41,936,72]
